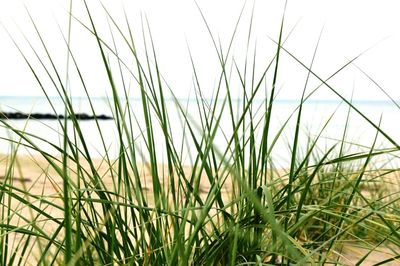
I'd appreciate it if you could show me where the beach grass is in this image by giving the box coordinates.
[1,1,400,265]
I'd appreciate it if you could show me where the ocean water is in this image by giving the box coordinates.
[1,96,399,168]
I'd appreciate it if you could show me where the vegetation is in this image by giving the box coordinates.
[1,1,400,265]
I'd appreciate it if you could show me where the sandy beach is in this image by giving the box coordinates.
[1,153,399,265]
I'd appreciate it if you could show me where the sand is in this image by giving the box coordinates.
[0,153,399,265]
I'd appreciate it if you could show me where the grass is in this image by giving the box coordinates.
[1,1,400,265]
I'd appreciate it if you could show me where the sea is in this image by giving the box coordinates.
[1,96,399,168]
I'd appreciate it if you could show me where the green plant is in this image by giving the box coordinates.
[1,1,400,265]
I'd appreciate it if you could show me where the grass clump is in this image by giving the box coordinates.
[1,1,400,265]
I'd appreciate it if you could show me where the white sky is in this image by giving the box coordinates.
[0,0,400,100]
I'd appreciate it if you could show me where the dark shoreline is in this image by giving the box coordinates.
[0,112,113,120]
